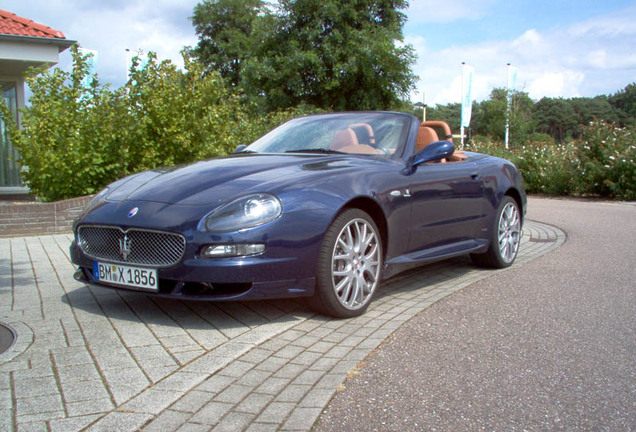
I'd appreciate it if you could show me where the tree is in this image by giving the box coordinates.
[609,82,636,127]
[508,89,535,144]
[470,88,534,145]
[193,0,418,111]
[191,0,263,87]
[472,89,507,141]
[571,96,617,125]
[533,97,579,142]
[426,103,461,132]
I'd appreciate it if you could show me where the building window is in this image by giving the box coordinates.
[1,80,21,187]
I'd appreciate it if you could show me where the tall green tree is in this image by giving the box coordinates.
[533,97,579,142]
[570,96,618,127]
[472,89,507,140]
[609,82,636,127]
[191,0,263,87]
[471,88,534,145]
[192,0,417,111]
[508,89,535,144]
[426,103,461,132]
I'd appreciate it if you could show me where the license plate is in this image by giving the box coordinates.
[93,262,158,291]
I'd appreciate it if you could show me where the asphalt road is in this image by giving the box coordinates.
[313,197,636,431]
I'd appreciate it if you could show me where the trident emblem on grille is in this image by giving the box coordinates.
[119,234,132,261]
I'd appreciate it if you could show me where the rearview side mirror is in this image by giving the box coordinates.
[411,141,455,168]
[234,144,248,153]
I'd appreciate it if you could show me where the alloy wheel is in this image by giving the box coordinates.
[498,202,521,264]
[331,218,381,310]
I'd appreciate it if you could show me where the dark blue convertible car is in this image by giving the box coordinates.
[71,112,526,317]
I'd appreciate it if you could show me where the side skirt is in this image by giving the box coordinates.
[382,239,488,280]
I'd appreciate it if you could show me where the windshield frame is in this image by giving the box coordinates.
[243,112,415,160]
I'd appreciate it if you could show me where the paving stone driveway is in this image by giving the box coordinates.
[0,220,564,432]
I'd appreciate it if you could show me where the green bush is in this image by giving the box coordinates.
[466,122,635,200]
[2,47,316,202]
[512,142,577,195]
[1,47,124,200]
[526,132,554,145]
[574,122,636,200]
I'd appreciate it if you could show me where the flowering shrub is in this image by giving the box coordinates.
[575,122,635,200]
[466,122,635,200]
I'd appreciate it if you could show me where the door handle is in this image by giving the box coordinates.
[470,172,479,180]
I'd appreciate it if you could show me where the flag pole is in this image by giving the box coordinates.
[460,62,465,147]
[505,63,511,150]
[422,92,426,122]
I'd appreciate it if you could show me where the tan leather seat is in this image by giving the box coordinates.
[415,126,439,152]
[330,128,384,155]
[330,129,359,151]
[415,122,467,162]
[338,144,384,154]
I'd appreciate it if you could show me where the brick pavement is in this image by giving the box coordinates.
[0,220,564,431]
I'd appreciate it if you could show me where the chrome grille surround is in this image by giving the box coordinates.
[78,225,186,267]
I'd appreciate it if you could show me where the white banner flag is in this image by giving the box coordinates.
[460,64,475,128]
[505,64,519,149]
[507,65,519,92]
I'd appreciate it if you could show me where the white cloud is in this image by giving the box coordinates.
[408,5,636,105]
[568,5,636,39]
[4,0,199,87]
[527,71,586,99]
[404,35,426,55]
[512,29,541,47]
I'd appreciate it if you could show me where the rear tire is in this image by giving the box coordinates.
[308,209,382,318]
[471,196,521,269]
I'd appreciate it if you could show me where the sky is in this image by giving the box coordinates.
[3,0,636,107]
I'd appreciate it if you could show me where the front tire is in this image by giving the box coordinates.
[471,196,521,268]
[309,209,383,318]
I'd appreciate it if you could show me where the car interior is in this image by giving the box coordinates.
[415,121,467,162]
[329,127,385,154]
[329,120,467,162]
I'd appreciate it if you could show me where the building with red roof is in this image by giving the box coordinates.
[0,9,74,192]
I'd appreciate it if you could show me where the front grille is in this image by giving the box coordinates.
[78,225,186,267]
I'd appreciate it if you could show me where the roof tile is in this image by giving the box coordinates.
[0,8,66,39]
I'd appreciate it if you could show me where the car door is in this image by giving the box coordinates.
[407,160,485,253]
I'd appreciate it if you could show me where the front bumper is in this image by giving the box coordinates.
[69,215,336,301]
[72,265,316,300]
[70,237,317,300]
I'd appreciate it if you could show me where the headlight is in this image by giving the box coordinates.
[202,193,283,232]
[201,244,265,258]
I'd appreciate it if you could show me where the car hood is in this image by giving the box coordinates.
[105,153,379,207]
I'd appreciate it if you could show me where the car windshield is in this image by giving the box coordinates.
[244,113,411,157]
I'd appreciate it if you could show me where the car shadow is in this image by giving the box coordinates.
[377,255,478,300]
[61,256,481,330]
[61,285,312,331]
[0,257,29,288]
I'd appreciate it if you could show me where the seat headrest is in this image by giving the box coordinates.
[330,129,359,150]
[415,126,439,152]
